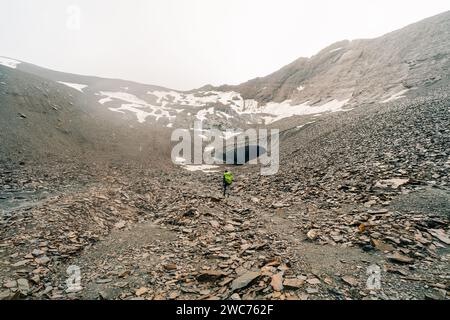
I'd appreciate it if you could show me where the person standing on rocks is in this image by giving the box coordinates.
[223,170,233,197]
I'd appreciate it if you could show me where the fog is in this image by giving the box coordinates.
[1,0,448,90]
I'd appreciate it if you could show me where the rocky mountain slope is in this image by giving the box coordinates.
[0,62,177,167]
[0,11,449,300]
[1,11,449,147]
[218,10,450,121]
[0,66,98,164]
[1,90,448,300]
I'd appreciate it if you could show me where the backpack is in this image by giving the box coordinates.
[224,172,233,185]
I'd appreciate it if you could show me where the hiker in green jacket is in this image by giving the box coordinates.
[223,170,233,197]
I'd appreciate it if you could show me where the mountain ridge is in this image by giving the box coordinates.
[213,11,447,105]
[3,11,450,100]
[1,10,449,164]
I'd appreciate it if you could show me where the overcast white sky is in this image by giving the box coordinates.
[1,0,449,90]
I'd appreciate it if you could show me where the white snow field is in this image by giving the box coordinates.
[174,156,187,164]
[261,98,351,124]
[329,47,343,54]
[182,165,219,173]
[148,89,350,125]
[196,107,215,122]
[98,87,352,126]
[172,155,219,173]
[148,90,259,114]
[58,82,88,92]
[381,89,410,103]
[99,91,149,105]
[97,91,177,123]
[296,121,316,129]
[0,57,21,69]
[98,97,113,105]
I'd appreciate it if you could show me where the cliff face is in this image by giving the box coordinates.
[227,11,450,106]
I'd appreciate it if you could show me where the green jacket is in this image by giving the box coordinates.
[223,172,233,185]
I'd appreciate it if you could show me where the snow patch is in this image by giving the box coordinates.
[148,89,258,114]
[196,107,215,122]
[217,111,233,119]
[174,157,187,164]
[108,103,174,123]
[173,154,219,172]
[375,178,409,189]
[232,99,260,114]
[99,91,176,123]
[0,57,21,69]
[146,90,262,125]
[98,97,113,105]
[222,131,243,140]
[296,121,316,129]
[108,104,151,123]
[58,82,88,92]
[261,99,350,124]
[183,165,219,173]
[99,91,148,105]
[149,90,227,107]
[381,89,409,103]
[329,47,343,54]
[144,88,352,125]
